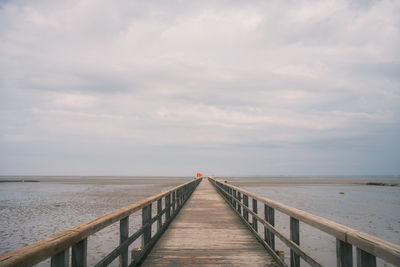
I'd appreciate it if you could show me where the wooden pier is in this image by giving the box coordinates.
[142,179,279,266]
[1,177,400,267]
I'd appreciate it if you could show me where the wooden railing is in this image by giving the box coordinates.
[0,178,202,267]
[209,178,400,267]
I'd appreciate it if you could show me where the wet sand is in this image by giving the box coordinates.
[225,177,400,267]
[0,176,191,266]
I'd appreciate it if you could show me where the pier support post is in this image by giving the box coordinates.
[119,217,129,267]
[243,195,249,222]
[252,199,258,232]
[264,204,275,251]
[157,199,162,232]
[290,217,300,267]
[72,238,87,267]
[142,204,152,247]
[172,191,176,214]
[336,239,353,267]
[357,248,376,267]
[166,194,171,221]
[51,248,69,267]
[237,192,242,215]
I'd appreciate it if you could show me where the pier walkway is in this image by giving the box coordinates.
[142,179,279,266]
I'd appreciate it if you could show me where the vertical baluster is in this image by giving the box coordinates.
[336,239,353,267]
[264,204,275,251]
[237,192,242,215]
[165,194,171,221]
[51,248,69,267]
[172,191,176,214]
[243,194,249,222]
[232,189,237,210]
[157,199,162,231]
[290,217,300,267]
[142,204,152,247]
[252,199,258,232]
[357,248,376,267]
[72,238,87,267]
[119,217,129,267]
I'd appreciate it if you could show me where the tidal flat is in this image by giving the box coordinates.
[0,176,191,266]
[228,177,400,267]
[0,176,399,266]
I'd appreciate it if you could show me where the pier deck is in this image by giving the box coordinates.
[142,179,279,266]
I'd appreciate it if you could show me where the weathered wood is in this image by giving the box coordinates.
[265,204,275,251]
[72,238,87,267]
[172,191,176,214]
[252,198,258,232]
[165,194,171,221]
[142,205,152,247]
[157,199,162,232]
[211,180,322,267]
[237,192,242,215]
[51,248,69,267]
[290,217,300,267]
[212,179,400,266]
[120,217,129,267]
[357,248,376,267]
[0,179,200,267]
[141,179,279,267]
[243,194,249,222]
[336,239,352,267]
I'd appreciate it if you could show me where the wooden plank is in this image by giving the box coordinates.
[72,238,87,267]
[336,239,352,267]
[141,179,279,267]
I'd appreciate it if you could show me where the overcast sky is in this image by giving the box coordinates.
[0,0,399,176]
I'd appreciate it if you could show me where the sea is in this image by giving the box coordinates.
[0,176,399,267]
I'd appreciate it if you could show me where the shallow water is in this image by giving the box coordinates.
[242,184,400,266]
[0,177,190,266]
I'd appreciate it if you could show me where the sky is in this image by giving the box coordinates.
[0,0,399,177]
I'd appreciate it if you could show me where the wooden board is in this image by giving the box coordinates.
[141,179,279,266]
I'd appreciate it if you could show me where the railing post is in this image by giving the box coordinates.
[357,248,376,267]
[157,199,162,232]
[243,194,249,222]
[51,248,69,267]
[237,192,242,215]
[264,204,275,251]
[119,217,129,267]
[166,194,171,221]
[252,199,258,232]
[142,204,152,247]
[336,239,353,267]
[172,191,176,214]
[290,217,300,267]
[232,189,237,210]
[72,238,87,267]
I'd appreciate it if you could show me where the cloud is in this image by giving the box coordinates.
[0,0,399,175]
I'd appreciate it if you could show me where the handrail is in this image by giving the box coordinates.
[209,178,400,267]
[0,178,202,267]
